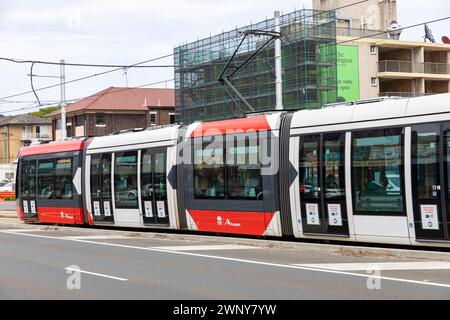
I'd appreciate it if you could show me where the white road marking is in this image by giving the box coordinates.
[150,244,258,251]
[292,262,450,271]
[62,236,134,240]
[65,267,128,281]
[0,229,42,233]
[3,230,450,289]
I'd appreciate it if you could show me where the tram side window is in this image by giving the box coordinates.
[91,155,101,199]
[194,139,225,199]
[227,138,262,200]
[351,128,404,215]
[20,162,36,197]
[38,158,73,200]
[38,160,54,199]
[114,152,138,208]
[21,162,29,196]
[55,158,73,199]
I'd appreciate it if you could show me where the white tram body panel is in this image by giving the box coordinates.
[16,93,450,249]
[85,126,180,229]
[289,93,450,247]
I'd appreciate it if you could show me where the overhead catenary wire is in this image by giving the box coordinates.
[1,1,447,114]
[0,78,175,115]
[2,14,448,108]
[29,62,42,107]
[0,0,370,104]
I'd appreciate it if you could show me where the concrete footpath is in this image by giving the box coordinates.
[0,211,17,218]
[1,217,450,263]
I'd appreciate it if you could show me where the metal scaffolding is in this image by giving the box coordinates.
[174,9,338,124]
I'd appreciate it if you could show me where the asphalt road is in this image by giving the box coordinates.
[1,220,450,300]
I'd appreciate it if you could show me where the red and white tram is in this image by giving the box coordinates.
[16,93,450,247]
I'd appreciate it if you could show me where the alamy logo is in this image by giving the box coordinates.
[66,265,81,290]
[366,268,381,290]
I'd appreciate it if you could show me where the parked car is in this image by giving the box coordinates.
[0,182,15,192]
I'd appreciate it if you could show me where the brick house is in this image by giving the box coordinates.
[49,87,175,139]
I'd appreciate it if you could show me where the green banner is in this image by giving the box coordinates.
[337,45,360,102]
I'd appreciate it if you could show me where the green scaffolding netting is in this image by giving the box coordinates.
[174,9,338,124]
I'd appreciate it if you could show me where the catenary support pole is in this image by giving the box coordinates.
[274,11,283,110]
[60,59,67,140]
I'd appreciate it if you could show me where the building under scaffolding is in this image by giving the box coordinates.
[174,9,338,124]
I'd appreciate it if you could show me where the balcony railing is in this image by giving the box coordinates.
[378,60,450,74]
[336,27,388,39]
[21,133,51,141]
[379,92,437,98]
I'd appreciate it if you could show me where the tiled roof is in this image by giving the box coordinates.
[0,114,51,126]
[49,87,175,117]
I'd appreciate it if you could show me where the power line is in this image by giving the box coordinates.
[0,54,175,100]
[0,57,174,69]
[2,2,446,115]
[0,78,175,115]
[0,1,370,69]
[3,14,448,107]
[334,16,450,46]
[0,1,369,102]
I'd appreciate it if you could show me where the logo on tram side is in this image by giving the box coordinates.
[216,215,241,227]
[60,211,74,220]
[225,218,241,227]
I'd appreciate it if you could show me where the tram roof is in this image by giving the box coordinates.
[19,139,85,157]
[290,93,450,129]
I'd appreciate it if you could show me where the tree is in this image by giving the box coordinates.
[31,105,60,118]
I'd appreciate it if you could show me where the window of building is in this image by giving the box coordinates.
[169,113,176,124]
[96,113,105,126]
[150,112,157,126]
[370,45,377,54]
[37,158,73,200]
[75,115,85,127]
[36,126,50,139]
[114,152,138,208]
[371,77,377,86]
[194,139,225,199]
[21,126,31,140]
[351,128,404,215]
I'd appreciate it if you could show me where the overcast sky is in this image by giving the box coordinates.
[0,0,448,115]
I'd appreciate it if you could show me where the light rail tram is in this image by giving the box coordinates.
[16,93,450,248]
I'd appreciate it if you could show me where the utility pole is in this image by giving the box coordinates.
[274,11,283,111]
[28,59,67,140]
[60,59,67,140]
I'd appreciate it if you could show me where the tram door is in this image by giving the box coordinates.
[90,154,114,223]
[299,133,349,236]
[20,160,38,219]
[141,149,169,225]
[411,123,450,241]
